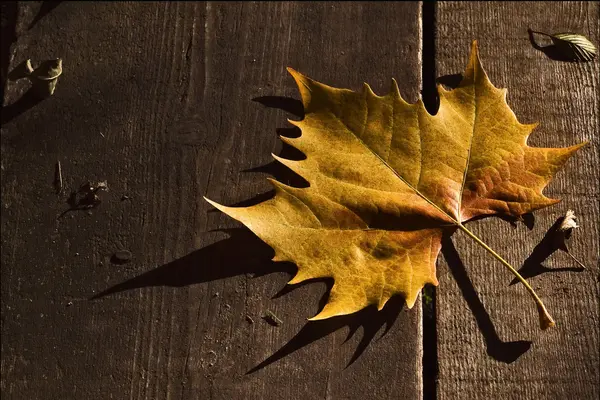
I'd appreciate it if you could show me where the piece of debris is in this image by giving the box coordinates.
[77,191,101,209]
[54,161,63,194]
[554,210,587,269]
[121,194,130,201]
[558,210,578,232]
[206,350,217,367]
[213,292,219,298]
[99,132,105,138]
[68,181,109,210]
[66,301,73,307]
[22,58,64,98]
[245,315,254,324]
[224,304,231,310]
[262,310,283,327]
[96,180,108,191]
[111,249,132,264]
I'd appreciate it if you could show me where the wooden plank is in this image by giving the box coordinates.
[435,2,599,399]
[1,2,424,399]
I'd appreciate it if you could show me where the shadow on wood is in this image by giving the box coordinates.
[28,1,63,30]
[205,99,307,211]
[441,234,532,364]
[239,129,308,186]
[1,87,44,125]
[252,96,304,119]
[437,73,463,90]
[509,215,585,286]
[93,224,405,370]
[205,135,308,212]
[92,228,293,297]
[93,93,416,371]
[466,212,535,231]
[248,295,405,373]
[0,1,18,103]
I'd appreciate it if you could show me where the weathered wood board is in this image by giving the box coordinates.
[1,2,424,399]
[435,2,599,400]
[2,1,598,400]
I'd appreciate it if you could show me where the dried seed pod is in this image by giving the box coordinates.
[554,210,587,269]
[112,250,133,264]
[30,59,63,97]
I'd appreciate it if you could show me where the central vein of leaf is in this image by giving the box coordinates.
[457,81,478,222]
[338,103,553,329]
[340,113,457,225]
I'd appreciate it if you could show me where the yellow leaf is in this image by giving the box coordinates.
[206,41,585,325]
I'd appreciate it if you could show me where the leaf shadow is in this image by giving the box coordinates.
[467,212,536,231]
[94,94,407,370]
[436,73,463,90]
[206,126,307,211]
[1,1,18,103]
[247,295,405,374]
[441,233,531,364]
[91,227,295,298]
[92,225,406,371]
[1,86,45,125]
[28,1,63,31]
[252,96,304,119]
[509,215,585,286]
[206,96,306,212]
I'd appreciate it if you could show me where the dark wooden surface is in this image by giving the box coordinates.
[1,2,598,400]
[1,2,424,400]
[435,2,599,400]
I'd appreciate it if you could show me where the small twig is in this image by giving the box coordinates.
[55,161,63,194]
[262,310,283,327]
[528,29,553,38]
[566,252,587,269]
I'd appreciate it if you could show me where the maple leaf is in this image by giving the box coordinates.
[205,41,586,329]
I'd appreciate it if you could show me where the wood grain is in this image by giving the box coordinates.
[1,2,424,399]
[435,2,599,400]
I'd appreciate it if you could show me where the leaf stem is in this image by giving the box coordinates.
[457,223,555,330]
[566,252,587,269]
[528,29,553,38]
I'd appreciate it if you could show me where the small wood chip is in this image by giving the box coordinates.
[112,250,132,263]
[96,180,108,191]
[206,350,217,367]
[245,315,254,324]
[54,161,63,194]
[262,310,283,327]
